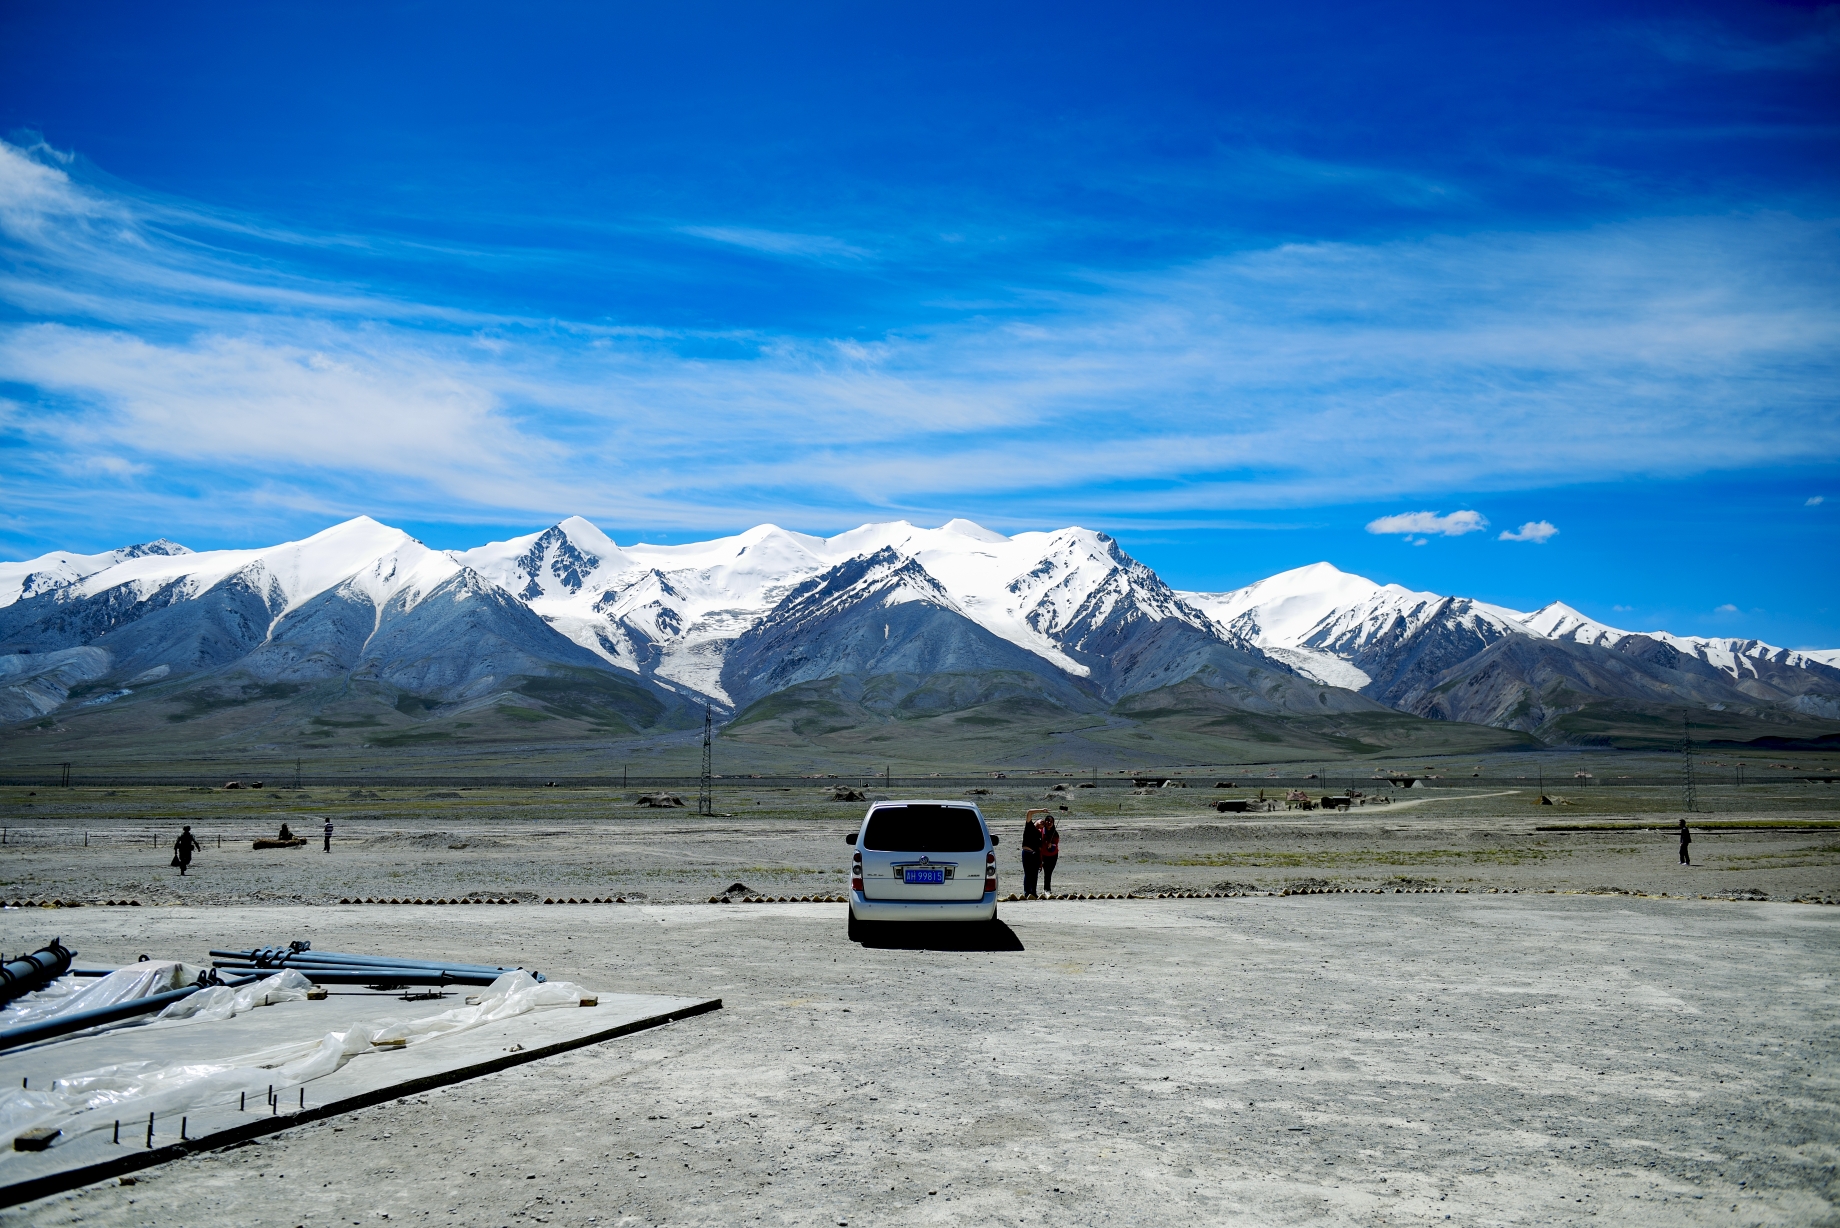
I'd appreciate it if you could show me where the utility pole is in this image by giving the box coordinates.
[698,704,714,816]
[293,757,302,791]
[1681,716,1698,813]
[60,763,70,788]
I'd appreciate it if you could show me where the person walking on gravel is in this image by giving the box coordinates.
[323,818,334,853]
[172,825,201,876]
[1021,810,1045,897]
[1678,817,1691,866]
[1039,815,1061,895]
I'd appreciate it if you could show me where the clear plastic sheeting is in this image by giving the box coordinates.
[0,963,206,1028]
[153,971,314,1025]
[0,972,588,1157]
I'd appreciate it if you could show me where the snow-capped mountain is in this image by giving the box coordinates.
[0,539,190,608]
[1521,602,1840,680]
[720,546,1095,711]
[455,516,1271,707]
[2,517,1834,742]
[1183,564,1840,730]
[0,518,643,713]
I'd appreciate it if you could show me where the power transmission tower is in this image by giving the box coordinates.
[698,704,714,816]
[293,757,302,791]
[1681,716,1698,813]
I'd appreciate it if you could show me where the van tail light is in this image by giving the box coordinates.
[984,850,997,893]
[851,851,863,893]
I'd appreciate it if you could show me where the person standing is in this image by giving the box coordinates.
[173,825,201,876]
[323,818,334,853]
[1040,815,1061,895]
[1020,810,1044,897]
[1678,817,1691,866]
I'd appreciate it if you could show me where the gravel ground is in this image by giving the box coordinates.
[2,894,1836,1227]
[1,788,1837,906]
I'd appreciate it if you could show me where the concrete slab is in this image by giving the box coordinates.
[0,987,719,1208]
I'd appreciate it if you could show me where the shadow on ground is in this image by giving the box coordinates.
[854,920,1024,952]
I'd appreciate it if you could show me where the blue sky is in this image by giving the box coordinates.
[1,1,1836,644]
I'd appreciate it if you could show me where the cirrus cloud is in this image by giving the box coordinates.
[3,136,1840,547]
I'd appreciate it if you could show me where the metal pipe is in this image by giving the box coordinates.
[305,959,539,982]
[210,965,500,987]
[210,949,530,978]
[0,973,259,1053]
[0,940,76,1006]
[215,945,523,975]
[214,954,514,975]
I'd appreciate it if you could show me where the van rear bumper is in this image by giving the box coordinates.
[850,889,998,922]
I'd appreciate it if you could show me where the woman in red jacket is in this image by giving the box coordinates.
[1039,816,1060,895]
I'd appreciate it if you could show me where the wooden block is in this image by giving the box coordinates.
[14,1128,60,1152]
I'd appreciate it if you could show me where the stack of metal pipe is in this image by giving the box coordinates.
[210,943,543,988]
[0,948,252,1053]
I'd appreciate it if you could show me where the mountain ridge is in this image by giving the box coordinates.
[2,518,1835,752]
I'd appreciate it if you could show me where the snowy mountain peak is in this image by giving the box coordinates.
[120,539,191,560]
[769,547,959,624]
[1185,562,1384,645]
[938,518,1010,543]
[1516,601,1618,645]
[0,538,194,608]
[1,516,459,626]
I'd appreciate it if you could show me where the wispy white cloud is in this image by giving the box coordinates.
[1809,495,1826,506]
[1499,520,1558,543]
[2,137,1838,539]
[1366,510,1489,537]
[677,225,871,262]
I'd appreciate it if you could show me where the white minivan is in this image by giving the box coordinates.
[847,800,998,937]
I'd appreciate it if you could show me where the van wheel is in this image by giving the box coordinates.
[847,908,863,942]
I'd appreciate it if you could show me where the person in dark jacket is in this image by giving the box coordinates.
[323,818,334,853]
[1021,810,1044,897]
[1040,816,1061,895]
[1678,818,1691,866]
[173,826,201,876]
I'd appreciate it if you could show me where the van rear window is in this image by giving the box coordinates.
[862,805,985,852]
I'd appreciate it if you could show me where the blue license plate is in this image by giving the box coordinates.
[903,867,945,884]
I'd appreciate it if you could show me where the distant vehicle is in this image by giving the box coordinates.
[846,801,998,938]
